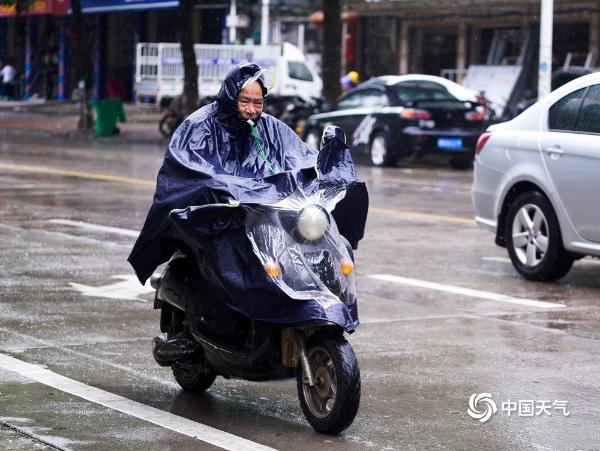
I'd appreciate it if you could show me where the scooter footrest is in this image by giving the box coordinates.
[152,335,201,367]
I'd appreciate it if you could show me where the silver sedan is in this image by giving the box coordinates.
[472,72,600,281]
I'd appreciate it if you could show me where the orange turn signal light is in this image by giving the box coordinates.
[340,258,354,276]
[264,261,281,278]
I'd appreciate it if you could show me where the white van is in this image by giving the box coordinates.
[135,42,322,104]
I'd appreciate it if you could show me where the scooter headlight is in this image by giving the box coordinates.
[297,205,329,241]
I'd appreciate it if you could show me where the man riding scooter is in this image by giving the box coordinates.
[129,63,322,348]
[129,62,368,290]
[128,63,368,434]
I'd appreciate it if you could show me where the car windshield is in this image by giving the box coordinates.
[288,61,313,82]
[337,88,389,109]
[391,83,461,106]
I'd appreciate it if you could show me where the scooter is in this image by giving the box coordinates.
[278,96,322,135]
[149,186,362,434]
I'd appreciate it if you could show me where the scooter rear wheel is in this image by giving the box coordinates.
[172,359,216,393]
[297,333,361,435]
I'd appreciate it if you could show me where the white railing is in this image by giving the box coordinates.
[135,43,280,101]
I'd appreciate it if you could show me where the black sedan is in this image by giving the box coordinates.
[302,75,488,168]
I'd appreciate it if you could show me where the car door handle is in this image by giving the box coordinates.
[543,146,564,156]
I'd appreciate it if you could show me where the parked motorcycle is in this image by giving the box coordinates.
[263,95,322,136]
[150,184,362,434]
[158,96,185,137]
[278,96,322,136]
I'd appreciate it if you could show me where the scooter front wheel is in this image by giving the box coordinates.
[297,333,361,435]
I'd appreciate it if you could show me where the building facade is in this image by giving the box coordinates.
[0,0,597,102]
[345,0,599,81]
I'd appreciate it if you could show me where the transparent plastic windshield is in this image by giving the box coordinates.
[245,187,356,309]
[242,69,276,94]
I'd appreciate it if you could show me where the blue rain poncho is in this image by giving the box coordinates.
[128,63,368,330]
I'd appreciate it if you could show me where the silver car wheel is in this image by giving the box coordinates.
[511,203,549,267]
[370,135,387,166]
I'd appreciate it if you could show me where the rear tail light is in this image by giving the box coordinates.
[475,132,491,156]
[465,111,484,121]
[400,108,431,119]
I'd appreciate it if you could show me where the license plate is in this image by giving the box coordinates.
[437,137,463,150]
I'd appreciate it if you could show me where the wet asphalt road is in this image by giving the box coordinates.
[1,135,599,450]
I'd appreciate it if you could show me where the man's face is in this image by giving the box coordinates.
[237,81,264,121]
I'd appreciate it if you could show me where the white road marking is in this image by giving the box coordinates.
[0,352,277,451]
[69,274,154,302]
[48,219,139,237]
[0,327,177,389]
[369,274,566,309]
[483,255,600,266]
[481,256,511,263]
[360,313,477,324]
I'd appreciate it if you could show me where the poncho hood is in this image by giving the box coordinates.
[215,62,268,133]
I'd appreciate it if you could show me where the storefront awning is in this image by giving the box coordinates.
[80,0,178,13]
[0,0,68,17]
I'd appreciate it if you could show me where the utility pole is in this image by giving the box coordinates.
[261,0,270,45]
[538,0,553,99]
[229,0,237,43]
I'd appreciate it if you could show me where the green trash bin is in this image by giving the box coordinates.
[92,97,127,136]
